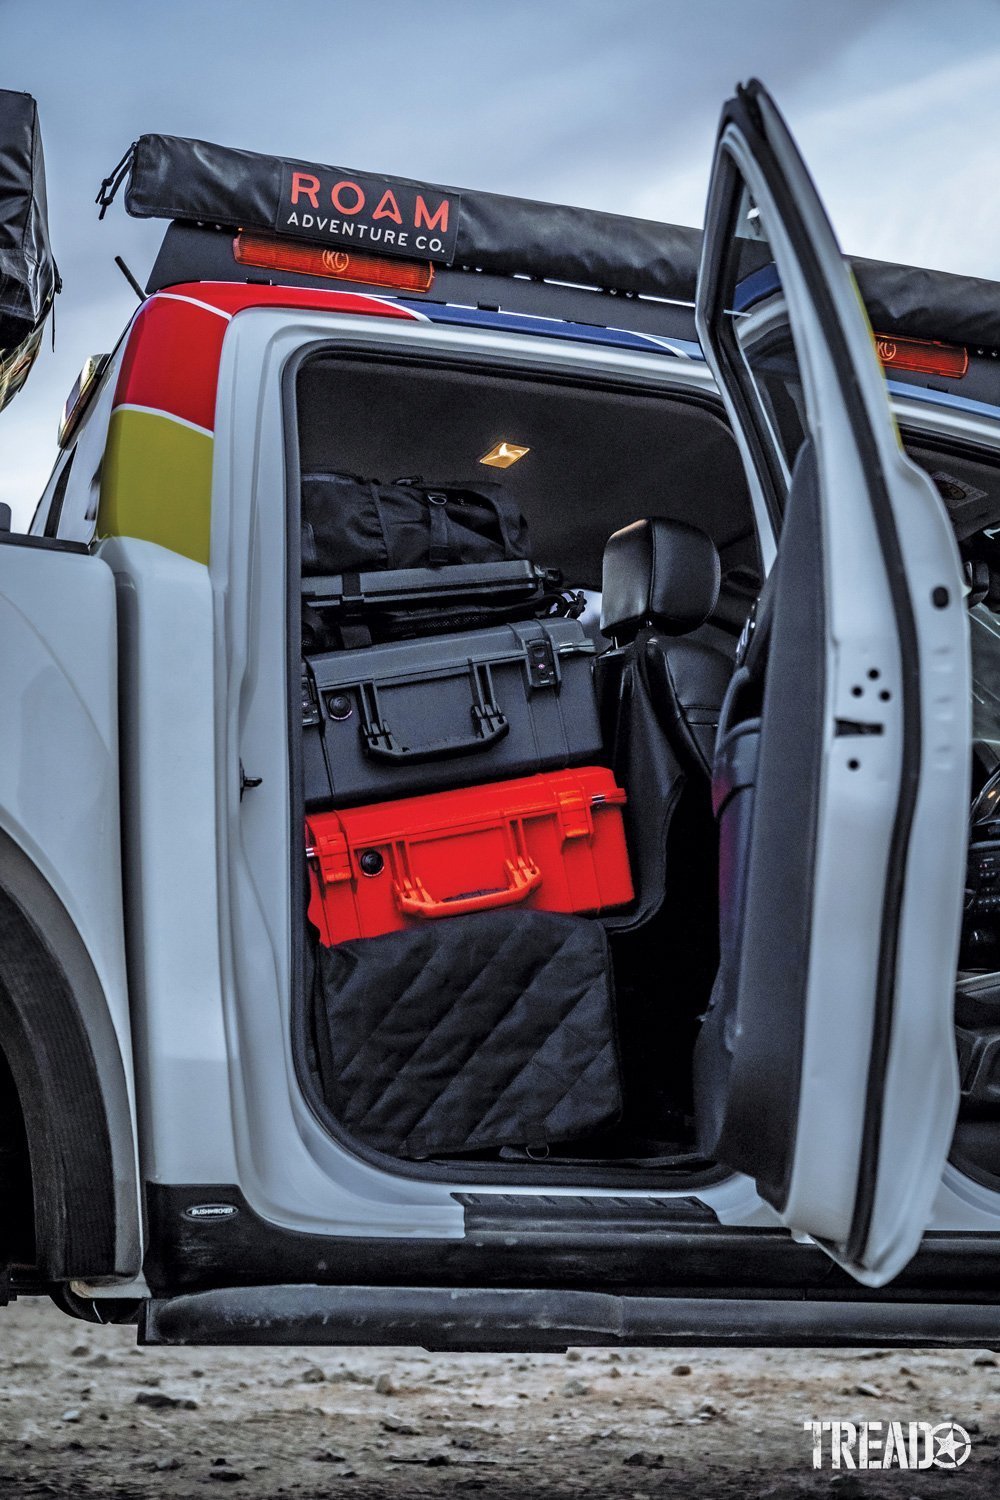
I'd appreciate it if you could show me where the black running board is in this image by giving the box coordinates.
[140,1284,1000,1350]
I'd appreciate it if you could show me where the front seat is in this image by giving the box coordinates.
[595,517,734,1139]
[600,517,730,773]
[596,516,732,932]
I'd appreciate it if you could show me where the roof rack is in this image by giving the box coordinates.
[145,222,704,349]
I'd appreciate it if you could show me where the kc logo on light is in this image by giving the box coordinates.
[804,1419,971,1470]
[322,250,351,274]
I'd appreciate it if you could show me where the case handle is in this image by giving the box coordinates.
[357,665,509,763]
[394,855,542,918]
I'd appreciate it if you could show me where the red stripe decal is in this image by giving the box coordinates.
[114,297,227,431]
[114,284,420,430]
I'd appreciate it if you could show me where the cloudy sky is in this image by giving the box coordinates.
[3,0,1000,525]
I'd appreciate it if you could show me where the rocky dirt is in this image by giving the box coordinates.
[0,1297,998,1498]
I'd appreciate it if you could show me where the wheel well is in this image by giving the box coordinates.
[0,827,141,1281]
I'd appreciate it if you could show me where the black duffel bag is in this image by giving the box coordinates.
[301,472,531,575]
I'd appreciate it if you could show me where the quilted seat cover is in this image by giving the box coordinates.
[311,909,622,1159]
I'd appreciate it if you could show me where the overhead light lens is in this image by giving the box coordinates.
[480,441,530,469]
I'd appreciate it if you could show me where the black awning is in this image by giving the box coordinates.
[103,132,1000,349]
[849,255,1000,350]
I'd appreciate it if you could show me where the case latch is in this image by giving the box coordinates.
[556,787,593,840]
[308,829,353,887]
[301,669,321,728]
[525,635,558,689]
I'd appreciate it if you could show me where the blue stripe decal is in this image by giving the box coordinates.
[732,263,782,313]
[887,379,1000,422]
[396,298,703,358]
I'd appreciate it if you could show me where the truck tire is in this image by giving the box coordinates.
[0,1046,34,1265]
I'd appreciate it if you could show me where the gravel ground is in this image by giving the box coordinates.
[0,1297,998,1498]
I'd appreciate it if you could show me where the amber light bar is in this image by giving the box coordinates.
[233,232,434,292]
[874,332,968,380]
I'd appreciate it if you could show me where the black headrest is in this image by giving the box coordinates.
[600,517,721,642]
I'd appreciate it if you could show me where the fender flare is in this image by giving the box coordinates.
[0,827,141,1280]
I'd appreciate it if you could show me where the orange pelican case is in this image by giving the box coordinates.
[306,766,633,945]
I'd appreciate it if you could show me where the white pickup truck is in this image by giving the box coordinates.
[3,79,1000,1351]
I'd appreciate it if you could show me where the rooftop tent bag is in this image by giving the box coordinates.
[300,472,531,576]
[302,617,604,809]
[0,91,58,413]
[309,908,623,1160]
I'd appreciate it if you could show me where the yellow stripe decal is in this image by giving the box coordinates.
[98,407,213,565]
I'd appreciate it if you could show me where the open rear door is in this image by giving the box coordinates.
[693,81,970,1286]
